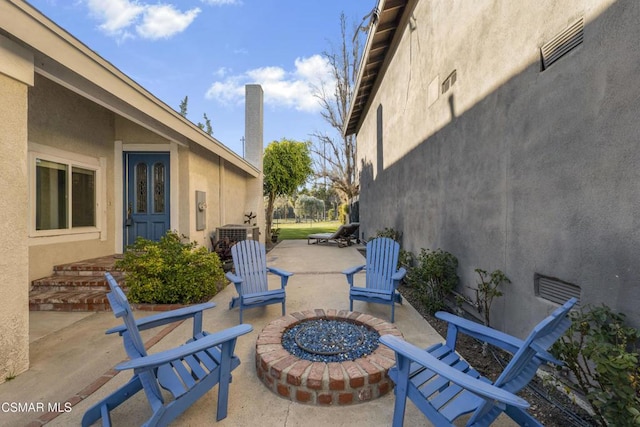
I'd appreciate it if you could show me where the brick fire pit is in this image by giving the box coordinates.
[255,309,402,405]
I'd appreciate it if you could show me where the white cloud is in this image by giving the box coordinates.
[214,67,230,77]
[206,78,245,103]
[86,0,144,39]
[205,55,335,113]
[85,0,200,41]
[201,0,241,5]
[136,5,200,40]
[294,55,332,87]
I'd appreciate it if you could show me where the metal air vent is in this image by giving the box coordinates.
[540,18,584,70]
[215,225,259,243]
[534,273,581,306]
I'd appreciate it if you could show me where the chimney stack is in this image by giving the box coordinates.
[244,85,265,239]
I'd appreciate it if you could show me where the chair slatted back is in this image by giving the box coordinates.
[496,299,574,391]
[365,237,400,292]
[104,273,165,406]
[470,298,577,424]
[231,240,269,295]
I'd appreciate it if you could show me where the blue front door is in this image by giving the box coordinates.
[125,153,170,247]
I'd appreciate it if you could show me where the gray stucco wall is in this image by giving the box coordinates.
[355,0,640,336]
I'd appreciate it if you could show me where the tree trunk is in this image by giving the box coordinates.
[265,192,275,244]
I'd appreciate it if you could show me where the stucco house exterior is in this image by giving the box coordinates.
[346,0,640,336]
[0,1,264,382]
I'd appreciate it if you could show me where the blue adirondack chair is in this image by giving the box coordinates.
[342,237,406,322]
[82,272,252,427]
[380,297,578,427]
[226,239,293,323]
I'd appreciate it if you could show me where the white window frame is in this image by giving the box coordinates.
[28,143,106,244]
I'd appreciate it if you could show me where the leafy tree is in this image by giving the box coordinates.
[311,12,365,204]
[203,113,213,136]
[294,195,324,221]
[197,113,213,136]
[272,195,294,220]
[179,96,213,136]
[308,183,339,219]
[179,95,188,117]
[263,139,313,242]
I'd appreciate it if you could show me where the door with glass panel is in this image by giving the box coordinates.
[124,153,170,247]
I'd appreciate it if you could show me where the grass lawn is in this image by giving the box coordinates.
[273,220,340,240]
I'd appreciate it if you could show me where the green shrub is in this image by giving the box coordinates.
[406,248,458,314]
[551,304,640,426]
[116,231,225,304]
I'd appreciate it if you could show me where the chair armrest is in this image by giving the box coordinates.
[106,302,216,335]
[267,266,293,288]
[342,265,365,276]
[116,324,253,371]
[436,311,523,354]
[267,267,293,278]
[342,265,365,287]
[225,271,242,285]
[225,271,245,297]
[435,312,561,365]
[392,267,407,282]
[380,335,529,409]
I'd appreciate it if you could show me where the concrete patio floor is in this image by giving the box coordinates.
[0,240,517,426]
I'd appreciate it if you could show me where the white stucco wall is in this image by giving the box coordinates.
[0,37,32,383]
[186,148,253,247]
[27,76,116,281]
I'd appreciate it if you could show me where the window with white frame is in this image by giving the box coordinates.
[30,145,102,237]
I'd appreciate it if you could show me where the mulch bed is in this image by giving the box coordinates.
[398,284,598,427]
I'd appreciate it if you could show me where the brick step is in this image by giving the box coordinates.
[52,255,123,277]
[29,289,111,312]
[31,273,125,292]
[29,255,194,312]
[30,255,124,311]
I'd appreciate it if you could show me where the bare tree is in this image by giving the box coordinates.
[311,12,365,205]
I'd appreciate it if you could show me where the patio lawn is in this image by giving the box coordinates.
[273,220,340,240]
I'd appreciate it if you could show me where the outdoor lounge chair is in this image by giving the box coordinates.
[82,272,252,427]
[342,237,406,322]
[380,297,578,427]
[226,239,293,323]
[307,222,359,247]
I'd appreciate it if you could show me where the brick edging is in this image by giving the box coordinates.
[256,309,402,406]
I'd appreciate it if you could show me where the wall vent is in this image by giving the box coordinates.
[534,273,581,306]
[540,18,584,70]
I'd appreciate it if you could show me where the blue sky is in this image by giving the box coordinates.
[28,0,375,156]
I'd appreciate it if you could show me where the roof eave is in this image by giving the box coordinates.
[344,0,417,137]
[1,0,259,177]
